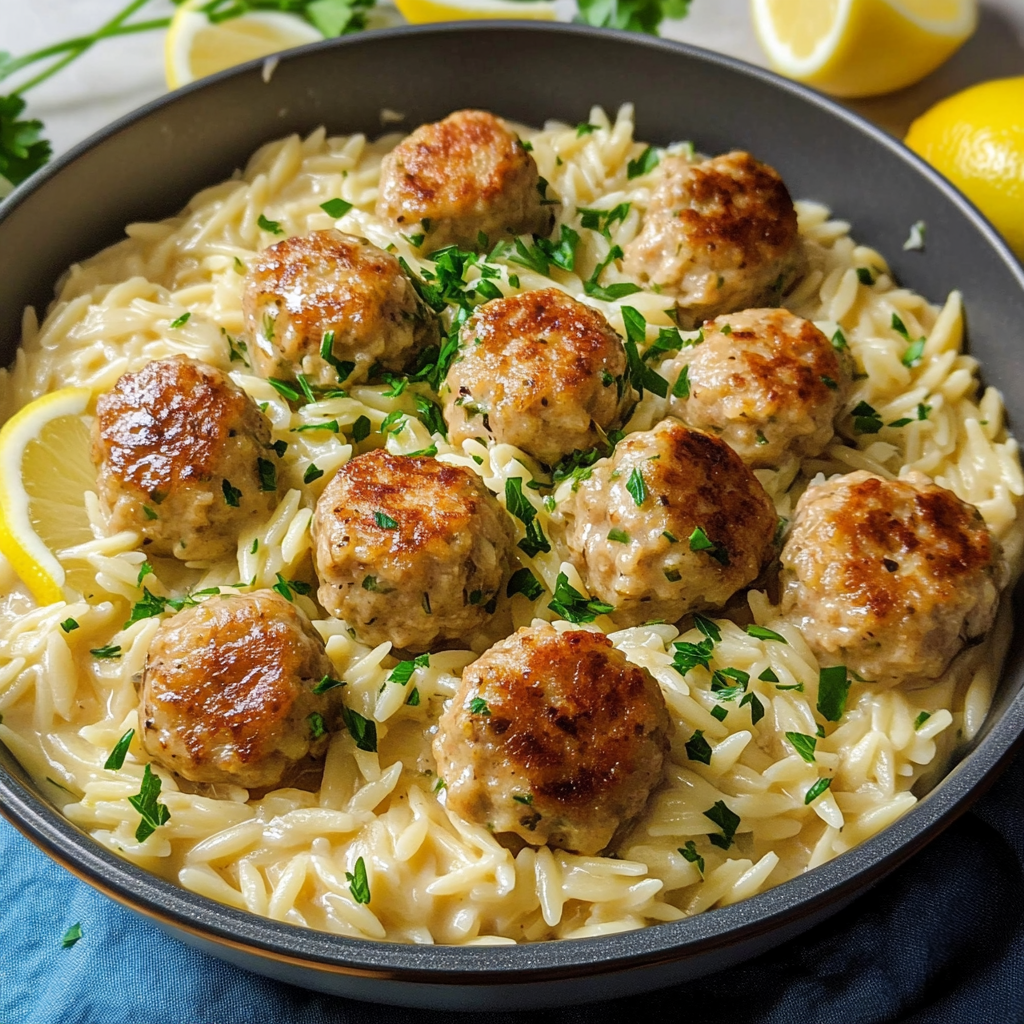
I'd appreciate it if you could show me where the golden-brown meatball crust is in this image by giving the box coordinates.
[91,356,278,561]
[312,449,517,652]
[623,152,805,327]
[442,288,636,467]
[242,229,436,387]
[664,308,848,467]
[375,110,553,252]
[433,625,671,855]
[563,419,778,627]
[779,471,1005,685]
[140,590,339,789]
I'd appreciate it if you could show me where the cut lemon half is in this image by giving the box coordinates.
[165,1,324,90]
[751,0,977,98]
[393,0,555,23]
[0,388,96,606]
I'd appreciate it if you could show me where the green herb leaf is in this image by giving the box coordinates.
[257,457,277,492]
[740,691,765,724]
[351,414,371,442]
[169,312,190,329]
[627,146,660,179]
[693,613,721,643]
[505,477,551,557]
[582,245,641,301]
[388,654,430,686]
[758,667,779,683]
[268,377,302,402]
[578,202,631,239]
[856,267,875,286]
[547,571,614,624]
[710,705,728,722]
[341,705,377,752]
[469,696,491,716]
[513,793,534,805]
[346,855,371,904]
[222,479,242,507]
[407,687,421,707]
[746,624,788,644]
[902,337,925,367]
[258,213,284,235]
[678,840,704,876]
[308,711,327,739]
[104,729,134,770]
[414,394,447,439]
[128,763,171,842]
[142,505,158,521]
[831,328,848,351]
[90,645,121,660]
[0,95,51,187]
[373,510,398,530]
[320,197,352,218]
[60,617,79,633]
[704,800,740,850]
[303,463,324,484]
[671,638,715,675]
[851,400,883,434]
[507,567,543,601]
[805,777,832,804]
[689,526,729,566]
[608,527,630,543]
[313,675,345,695]
[626,466,647,507]
[60,923,83,949]
[576,122,598,137]
[817,665,850,722]
[685,729,713,765]
[914,711,932,730]
[786,731,817,763]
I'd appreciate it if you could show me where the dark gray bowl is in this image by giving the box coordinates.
[1,23,1023,1012]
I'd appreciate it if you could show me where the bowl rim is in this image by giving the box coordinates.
[2,20,1024,984]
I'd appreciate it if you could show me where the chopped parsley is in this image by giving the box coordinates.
[469,697,491,716]
[61,923,83,949]
[373,510,398,530]
[268,377,301,402]
[710,705,728,722]
[123,588,169,629]
[548,571,614,623]
[60,618,78,634]
[576,122,598,136]
[346,856,371,904]
[507,567,544,601]
[626,467,648,507]
[678,841,704,877]
[142,505,159,520]
[671,363,691,399]
[914,711,932,730]
[257,213,284,235]
[303,464,324,484]
[621,307,669,397]
[627,146,660,179]
[578,202,631,239]
[693,613,721,643]
[257,458,277,492]
[505,477,551,557]
[320,198,353,218]
[759,667,779,683]
[90,645,121,660]
[319,331,354,382]
[786,731,817,763]
[817,665,850,722]
[351,415,372,442]
[746,625,788,644]
[313,676,345,695]
[407,688,421,707]
[831,328,848,351]
[608,528,630,543]
[821,375,838,390]
[129,763,171,842]
[902,337,926,367]
[169,312,190,329]
[704,800,740,850]
[856,267,876,286]
[272,574,312,602]
[689,526,729,566]
[740,691,765,724]
[341,705,377,752]
[104,729,135,771]
[685,729,713,765]
[222,479,242,507]
[805,777,832,804]
[583,245,641,301]
[851,400,883,435]
[671,637,715,675]
[513,793,534,805]
[414,394,447,438]
[307,712,327,739]
[388,654,430,686]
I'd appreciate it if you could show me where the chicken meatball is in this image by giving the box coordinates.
[375,109,553,251]
[623,152,804,327]
[312,450,517,652]
[563,419,778,627]
[442,288,636,467]
[140,590,340,789]
[779,471,1005,685]
[664,308,847,467]
[92,356,278,561]
[433,625,671,855]
[242,229,436,387]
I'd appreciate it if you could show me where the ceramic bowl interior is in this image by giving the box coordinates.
[1,23,1023,1010]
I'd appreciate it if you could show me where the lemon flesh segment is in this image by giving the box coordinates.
[0,388,95,607]
[751,0,977,98]
[394,0,556,23]
[165,5,324,89]
[906,77,1024,259]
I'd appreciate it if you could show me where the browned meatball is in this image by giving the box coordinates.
[664,308,847,467]
[91,357,278,561]
[140,590,339,789]
[375,110,553,251]
[312,450,517,652]
[442,288,635,466]
[241,229,436,387]
[779,471,1005,685]
[623,152,805,327]
[563,419,778,627]
[433,625,671,855]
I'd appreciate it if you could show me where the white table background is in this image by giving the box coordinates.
[1,0,1023,157]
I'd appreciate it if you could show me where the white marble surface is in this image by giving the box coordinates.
[0,0,1022,156]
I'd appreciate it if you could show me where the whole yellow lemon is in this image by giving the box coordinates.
[905,77,1024,260]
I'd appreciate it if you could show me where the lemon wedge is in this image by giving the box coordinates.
[751,0,977,98]
[906,77,1024,259]
[165,0,324,90]
[393,0,555,23]
[0,388,96,606]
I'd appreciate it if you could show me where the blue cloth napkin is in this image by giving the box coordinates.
[3,749,1023,1024]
